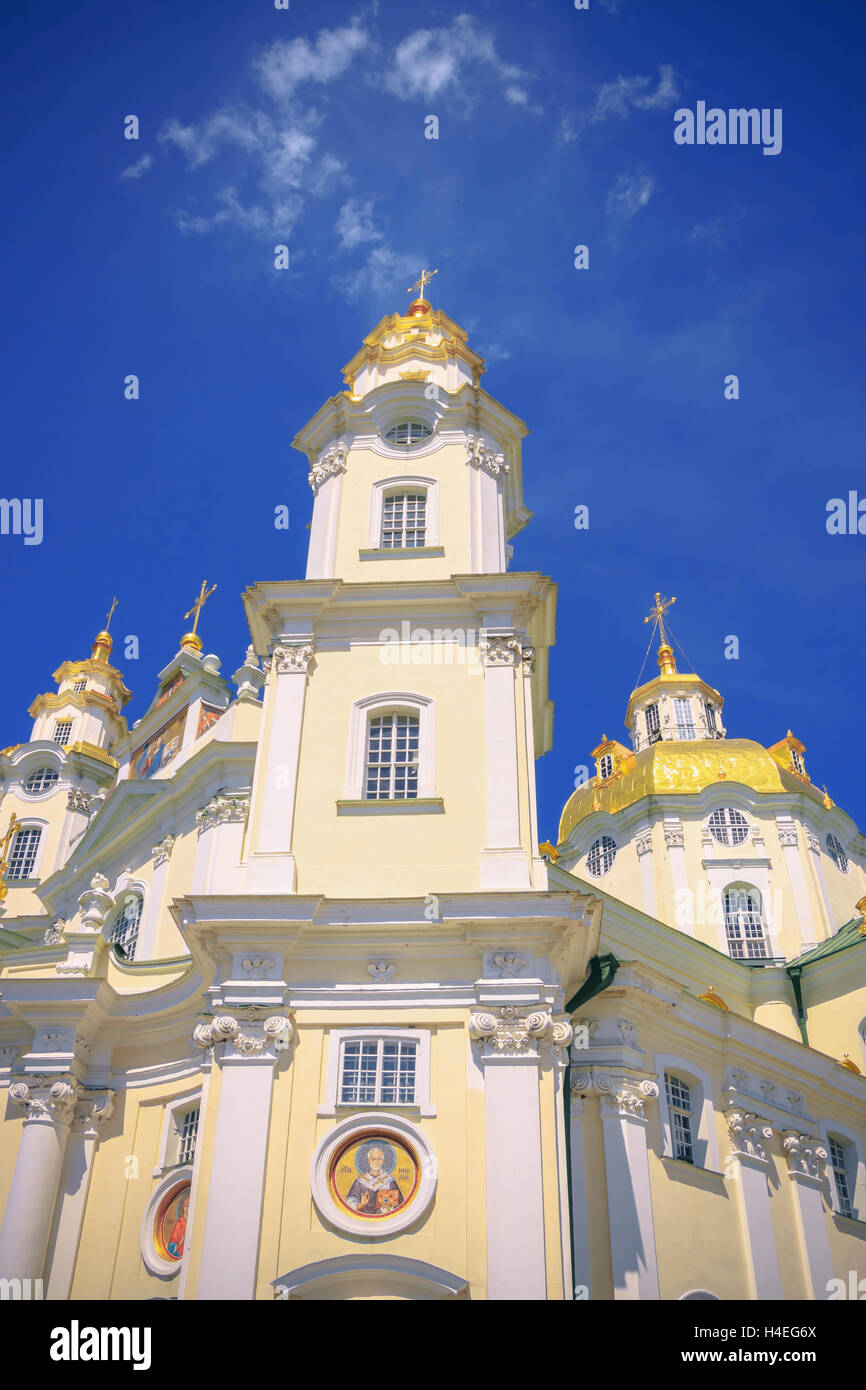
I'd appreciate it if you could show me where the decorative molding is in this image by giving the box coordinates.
[152,833,176,868]
[71,1092,115,1134]
[193,1012,293,1060]
[469,1006,573,1058]
[520,646,536,676]
[480,633,521,668]
[805,830,820,854]
[196,792,250,835]
[570,1066,660,1123]
[67,787,92,814]
[43,920,64,945]
[308,442,347,494]
[782,1131,827,1182]
[367,960,397,983]
[778,826,799,848]
[466,434,509,478]
[664,826,685,849]
[8,1077,80,1123]
[726,1110,774,1163]
[77,873,114,934]
[491,952,528,978]
[240,955,275,980]
[272,644,315,676]
[635,833,653,858]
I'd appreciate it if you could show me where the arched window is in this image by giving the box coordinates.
[6,826,42,880]
[645,704,660,743]
[708,806,749,847]
[111,893,143,960]
[383,421,432,446]
[598,753,613,780]
[665,1073,695,1163]
[723,886,768,959]
[586,835,617,878]
[828,1135,855,1217]
[826,833,848,873]
[23,766,60,794]
[381,491,427,549]
[364,713,420,800]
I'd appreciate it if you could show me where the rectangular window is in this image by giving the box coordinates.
[674,699,696,741]
[177,1107,200,1166]
[338,1038,418,1106]
[72,680,87,694]
[6,826,41,880]
[724,889,768,959]
[364,713,419,800]
[829,1136,853,1216]
[381,492,426,549]
[53,720,73,747]
[645,704,660,742]
[705,703,718,735]
[665,1073,694,1163]
[792,748,805,775]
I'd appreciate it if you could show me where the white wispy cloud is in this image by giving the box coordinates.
[333,244,428,301]
[592,64,679,123]
[120,153,153,180]
[606,171,655,221]
[254,20,371,101]
[384,14,533,111]
[336,197,383,250]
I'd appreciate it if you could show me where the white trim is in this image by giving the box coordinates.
[818,1119,865,1220]
[368,475,440,549]
[345,691,435,800]
[320,1028,434,1116]
[272,1255,467,1300]
[153,1089,203,1176]
[140,1166,193,1279]
[5,817,49,882]
[309,1111,437,1239]
[654,1054,720,1170]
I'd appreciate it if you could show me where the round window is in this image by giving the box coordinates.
[707,807,749,847]
[826,833,848,873]
[23,766,60,794]
[384,421,432,446]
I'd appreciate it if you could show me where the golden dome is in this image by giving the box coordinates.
[91,630,113,661]
[180,632,203,653]
[406,298,431,318]
[558,738,825,845]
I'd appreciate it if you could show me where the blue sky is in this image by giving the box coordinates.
[3,0,865,843]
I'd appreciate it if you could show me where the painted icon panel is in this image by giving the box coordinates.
[329,1131,420,1219]
[129,707,187,780]
[154,1181,190,1261]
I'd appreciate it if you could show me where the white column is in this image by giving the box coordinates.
[194,1014,292,1301]
[574,1070,660,1299]
[471,1009,571,1300]
[805,830,834,934]
[782,1133,835,1299]
[305,447,346,579]
[46,1094,114,1300]
[479,632,529,890]
[776,821,817,948]
[466,437,507,573]
[247,643,314,892]
[664,820,692,934]
[0,1080,78,1280]
[567,1087,592,1299]
[138,835,175,959]
[635,830,657,918]
[726,1112,783,1298]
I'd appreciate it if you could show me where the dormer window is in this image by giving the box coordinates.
[598,753,614,780]
[384,421,432,446]
[674,698,696,741]
[791,747,805,775]
[705,703,718,736]
[73,680,87,694]
[381,491,426,549]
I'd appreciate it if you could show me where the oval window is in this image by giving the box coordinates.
[384,421,432,446]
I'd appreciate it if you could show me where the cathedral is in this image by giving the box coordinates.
[1,287,865,1301]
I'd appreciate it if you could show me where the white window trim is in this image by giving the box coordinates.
[368,475,440,549]
[108,878,148,958]
[818,1120,865,1220]
[654,1054,720,1171]
[18,760,63,799]
[345,692,435,800]
[154,1089,203,1176]
[706,806,752,848]
[320,1028,434,1117]
[140,1165,194,1279]
[6,818,49,882]
[52,718,75,746]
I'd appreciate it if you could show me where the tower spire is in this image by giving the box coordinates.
[182,580,217,653]
[91,595,119,662]
[643,591,678,676]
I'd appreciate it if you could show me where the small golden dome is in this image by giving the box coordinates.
[840,1055,862,1074]
[406,298,431,319]
[180,632,203,653]
[91,630,113,661]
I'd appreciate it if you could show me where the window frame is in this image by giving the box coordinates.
[320,1028,434,1117]
[368,475,440,550]
[825,833,849,874]
[818,1121,864,1222]
[723,883,769,959]
[52,719,74,747]
[673,697,697,741]
[154,1089,204,1176]
[598,753,614,781]
[21,765,61,796]
[383,420,434,447]
[655,1055,719,1170]
[707,806,751,848]
[5,822,46,882]
[586,834,617,878]
[645,703,661,743]
[337,1036,420,1108]
[345,692,436,801]
[109,890,145,961]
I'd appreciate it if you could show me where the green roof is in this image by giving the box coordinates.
[788,916,866,968]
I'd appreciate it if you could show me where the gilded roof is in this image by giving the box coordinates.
[557,738,821,844]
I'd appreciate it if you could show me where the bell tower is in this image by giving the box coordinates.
[241,280,555,897]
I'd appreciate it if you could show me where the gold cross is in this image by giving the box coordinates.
[0,812,19,902]
[184,580,217,637]
[407,268,438,301]
[104,596,118,631]
[643,591,676,646]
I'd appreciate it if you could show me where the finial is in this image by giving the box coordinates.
[406,268,438,315]
[91,597,118,662]
[643,592,678,675]
[856,894,866,934]
[182,580,217,653]
[822,784,834,810]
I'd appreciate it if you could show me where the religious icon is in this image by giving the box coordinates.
[129,707,187,780]
[154,672,185,711]
[155,1182,190,1262]
[196,703,222,738]
[329,1132,419,1219]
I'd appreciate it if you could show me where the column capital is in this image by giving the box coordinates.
[195,791,250,836]
[71,1091,115,1135]
[726,1109,775,1165]
[272,643,315,676]
[8,1077,80,1126]
[466,434,509,478]
[152,832,176,867]
[570,1066,660,1123]
[193,1009,294,1064]
[308,443,347,494]
[781,1130,827,1184]
[480,631,520,668]
[469,1006,572,1061]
